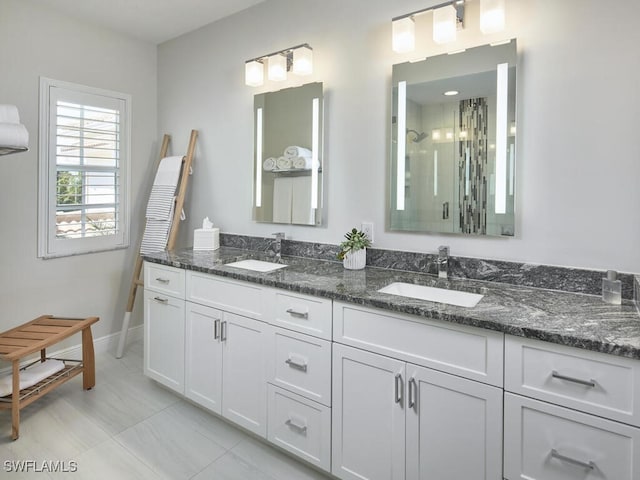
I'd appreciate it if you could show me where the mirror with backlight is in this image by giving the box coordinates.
[389,40,517,236]
[253,82,323,226]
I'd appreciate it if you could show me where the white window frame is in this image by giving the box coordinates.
[38,77,131,259]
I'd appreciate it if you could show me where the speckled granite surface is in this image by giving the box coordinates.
[221,233,636,299]
[143,247,640,360]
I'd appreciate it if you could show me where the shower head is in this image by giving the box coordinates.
[407,129,428,143]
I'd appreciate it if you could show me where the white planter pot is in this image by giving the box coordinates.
[343,248,366,270]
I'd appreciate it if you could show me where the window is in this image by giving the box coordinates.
[38,78,131,258]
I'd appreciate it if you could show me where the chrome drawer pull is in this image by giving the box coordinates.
[286,308,309,319]
[551,370,596,388]
[155,277,170,284]
[550,449,595,470]
[220,321,227,341]
[408,377,417,409]
[153,296,169,304]
[285,418,308,434]
[213,319,221,340]
[395,373,403,404]
[285,358,308,372]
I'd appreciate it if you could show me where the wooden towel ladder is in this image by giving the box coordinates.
[116,130,198,358]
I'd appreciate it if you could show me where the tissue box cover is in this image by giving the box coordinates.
[194,228,220,250]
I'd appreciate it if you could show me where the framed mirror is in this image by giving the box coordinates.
[389,40,517,236]
[253,82,323,226]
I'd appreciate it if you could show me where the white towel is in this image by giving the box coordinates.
[291,176,315,225]
[154,156,183,186]
[273,177,293,223]
[0,105,20,124]
[0,359,65,398]
[0,122,28,149]
[276,156,292,170]
[140,219,173,254]
[292,156,319,170]
[263,157,277,171]
[284,146,312,159]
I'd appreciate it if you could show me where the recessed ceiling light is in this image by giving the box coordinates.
[444,90,459,96]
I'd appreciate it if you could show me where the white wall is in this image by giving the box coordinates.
[158,0,640,274]
[0,0,157,341]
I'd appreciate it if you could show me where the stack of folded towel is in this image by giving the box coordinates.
[263,145,317,171]
[0,104,29,154]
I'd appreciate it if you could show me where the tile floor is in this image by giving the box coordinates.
[0,340,332,479]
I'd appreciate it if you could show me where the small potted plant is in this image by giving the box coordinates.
[337,228,371,270]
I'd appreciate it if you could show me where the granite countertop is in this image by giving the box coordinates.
[143,247,640,360]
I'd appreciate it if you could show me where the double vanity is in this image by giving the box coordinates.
[142,246,640,480]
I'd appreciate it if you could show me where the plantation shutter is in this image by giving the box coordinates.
[38,78,130,258]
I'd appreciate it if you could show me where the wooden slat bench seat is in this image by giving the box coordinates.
[0,315,99,439]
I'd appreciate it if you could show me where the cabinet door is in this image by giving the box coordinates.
[143,289,185,393]
[332,343,406,480]
[406,364,503,480]
[185,302,223,414]
[221,312,268,437]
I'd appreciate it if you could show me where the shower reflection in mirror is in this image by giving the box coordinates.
[390,40,517,236]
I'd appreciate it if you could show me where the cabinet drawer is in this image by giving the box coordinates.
[505,335,640,427]
[268,327,331,406]
[267,385,331,472]
[334,302,504,386]
[187,272,265,320]
[270,290,332,340]
[504,393,640,480]
[144,262,185,298]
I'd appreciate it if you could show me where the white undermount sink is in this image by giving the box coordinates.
[378,282,484,308]
[225,259,288,273]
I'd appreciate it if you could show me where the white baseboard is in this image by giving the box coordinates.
[0,325,144,375]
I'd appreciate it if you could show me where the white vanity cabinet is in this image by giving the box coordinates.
[265,291,333,471]
[331,302,504,480]
[185,274,268,437]
[143,263,186,394]
[503,335,640,480]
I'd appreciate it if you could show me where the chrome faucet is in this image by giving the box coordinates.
[437,245,449,279]
[272,232,285,263]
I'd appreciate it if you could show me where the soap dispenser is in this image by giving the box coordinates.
[602,270,622,305]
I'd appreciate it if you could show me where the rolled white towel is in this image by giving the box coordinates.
[0,105,20,124]
[0,122,29,149]
[284,146,312,159]
[263,157,277,171]
[276,156,292,170]
[292,156,319,170]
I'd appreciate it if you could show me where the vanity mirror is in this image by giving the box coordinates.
[253,82,323,226]
[389,40,517,236]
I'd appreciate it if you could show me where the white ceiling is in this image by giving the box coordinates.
[32,0,268,44]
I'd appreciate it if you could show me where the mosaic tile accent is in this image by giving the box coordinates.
[221,234,635,300]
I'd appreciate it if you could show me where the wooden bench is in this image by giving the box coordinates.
[0,315,99,440]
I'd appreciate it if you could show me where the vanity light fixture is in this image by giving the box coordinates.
[255,107,263,207]
[391,0,507,53]
[495,62,509,214]
[268,54,288,82]
[480,0,506,34]
[310,97,320,209]
[391,1,464,53]
[245,44,313,87]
